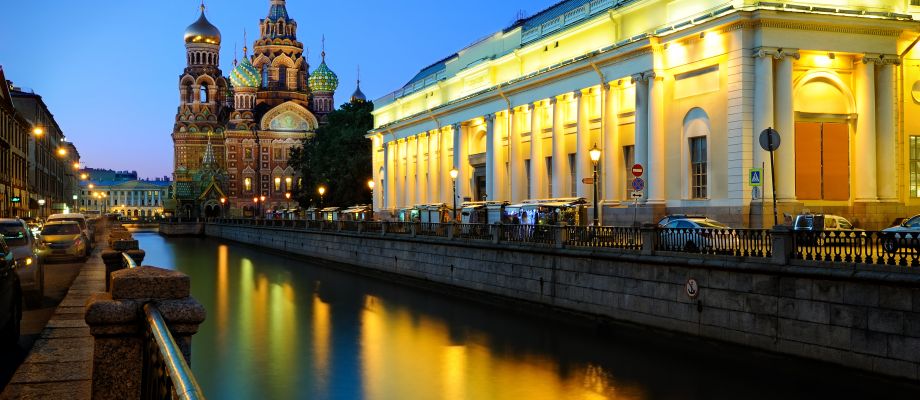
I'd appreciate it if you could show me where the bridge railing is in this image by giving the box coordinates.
[656,228,772,258]
[142,304,205,400]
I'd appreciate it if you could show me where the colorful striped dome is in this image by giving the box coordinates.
[308,56,338,93]
[230,58,261,89]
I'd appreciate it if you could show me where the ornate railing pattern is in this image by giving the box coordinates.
[207,218,920,267]
[794,231,920,266]
[142,304,205,400]
[657,228,772,257]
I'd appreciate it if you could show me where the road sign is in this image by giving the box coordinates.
[749,168,763,187]
[631,178,645,191]
[582,177,594,184]
[631,163,644,177]
[10,196,21,203]
[631,191,643,199]
[759,128,781,152]
[686,278,699,299]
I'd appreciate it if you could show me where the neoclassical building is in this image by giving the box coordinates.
[171,0,340,217]
[370,0,920,229]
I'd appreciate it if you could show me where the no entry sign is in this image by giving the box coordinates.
[631,164,644,177]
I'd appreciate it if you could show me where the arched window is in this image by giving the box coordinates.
[279,66,287,88]
[185,84,194,103]
[261,65,269,88]
[200,84,208,103]
[244,177,252,191]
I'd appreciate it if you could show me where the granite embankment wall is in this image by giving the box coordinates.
[205,223,920,381]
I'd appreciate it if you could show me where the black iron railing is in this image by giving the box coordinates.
[565,226,643,250]
[794,230,920,266]
[657,228,772,257]
[142,304,205,400]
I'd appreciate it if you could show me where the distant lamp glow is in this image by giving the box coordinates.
[367,180,375,190]
[72,195,78,200]
[318,186,326,196]
[260,195,266,202]
[589,144,602,163]
[38,199,46,206]
[220,197,226,204]
[449,168,459,179]
[72,162,80,170]
[285,192,291,200]
[252,197,258,203]
[56,148,68,157]
[88,184,95,190]
[32,127,43,136]
[80,173,88,180]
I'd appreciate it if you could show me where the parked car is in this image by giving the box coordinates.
[0,236,21,347]
[0,219,43,300]
[657,214,706,228]
[47,213,93,255]
[659,217,733,252]
[793,214,865,245]
[37,221,88,262]
[880,214,920,253]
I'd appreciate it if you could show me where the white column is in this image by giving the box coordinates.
[428,131,439,204]
[396,139,405,208]
[529,103,545,199]
[416,134,426,204]
[509,108,524,202]
[386,142,395,209]
[380,142,388,210]
[551,96,566,198]
[453,123,469,202]
[603,83,620,203]
[406,136,417,206]
[575,89,591,199]
[484,113,496,201]
[876,59,896,201]
[647,72,665,204]
[855,56,878,202]
[632,73,649,203]
[753,48,776,202]
[774,49,798,201]
[441,128,452,204]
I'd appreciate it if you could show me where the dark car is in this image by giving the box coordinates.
[657,214,706,228]
[0,236,21,347]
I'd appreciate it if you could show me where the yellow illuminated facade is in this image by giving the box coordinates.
[370,0,920,228]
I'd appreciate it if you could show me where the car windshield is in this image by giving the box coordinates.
[51,218,86,230]
[905,216,920,228]
[693,219,728,228]
[838,219,853,229]
[0,223,29,246]
[795,216,814,229]
[42,224,81,235]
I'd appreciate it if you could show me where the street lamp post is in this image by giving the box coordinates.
[220,197,226,217]
[260,195,266,218]
[284,192,291,218]
[449,168,459,222]
[589,144,602,227]
[318,186,326,209]
[252,197,259,219]
[367,180,375,205]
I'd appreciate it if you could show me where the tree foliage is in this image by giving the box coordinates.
[289,100,374,208]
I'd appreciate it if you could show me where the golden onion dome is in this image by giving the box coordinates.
[184,5,221,45]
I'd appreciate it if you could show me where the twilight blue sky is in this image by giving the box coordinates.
[0,0,558,178]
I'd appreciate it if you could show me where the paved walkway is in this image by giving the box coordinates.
[0,243,105,400]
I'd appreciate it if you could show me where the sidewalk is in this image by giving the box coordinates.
[0,243,105,400]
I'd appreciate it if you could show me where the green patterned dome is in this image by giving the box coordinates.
[230,57,261,89]
[308,55,338,93]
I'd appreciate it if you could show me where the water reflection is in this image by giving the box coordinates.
[136,233,920,400]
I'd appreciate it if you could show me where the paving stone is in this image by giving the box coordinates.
[45,319,88,329]
[40,327,90,339]
[23,337,94,363]
[0,380,91,400]
[9,361,92,383]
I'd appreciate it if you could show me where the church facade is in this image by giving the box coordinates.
[170,0,339,217]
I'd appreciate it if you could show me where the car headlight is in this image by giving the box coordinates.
[23,256,33,266]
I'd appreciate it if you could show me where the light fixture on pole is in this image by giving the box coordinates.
[589,143,602,227]
[449,168,459,222]
[367,180,375,204]
[220,197,227,217]
[284,192,291,213]
[318,186,326,208]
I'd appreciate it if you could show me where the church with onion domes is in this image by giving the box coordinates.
[170,0,347,218]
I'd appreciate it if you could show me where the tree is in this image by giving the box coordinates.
[289,100,374,208]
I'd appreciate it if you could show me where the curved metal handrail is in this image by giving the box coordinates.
[122,252,138,269]
[143,303,206,400]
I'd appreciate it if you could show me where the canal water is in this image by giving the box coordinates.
[135,233,919,400]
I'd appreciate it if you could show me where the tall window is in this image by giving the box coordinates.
[244,148,253,160]
[199,84,208,103]
[568,153,577,197]
[911,136,920,197]
[261,65,269,88]
[690,136,707,199]
[525,160,532,199]
[623,145,634,200]
[279,66,287,88]
[185,84,193,103]
[546,156,553,197]
[244,177,252,192]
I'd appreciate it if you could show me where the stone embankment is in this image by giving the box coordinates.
[206,222,920,383]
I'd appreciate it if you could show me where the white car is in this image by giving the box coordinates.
[880,215,920,253]
[0,219,43,300]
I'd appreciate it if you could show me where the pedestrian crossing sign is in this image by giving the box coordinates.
[749,168,763,187]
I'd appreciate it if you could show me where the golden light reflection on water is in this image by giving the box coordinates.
[216,245,228,347]
[312,285,330,393]
[359,295,633,400]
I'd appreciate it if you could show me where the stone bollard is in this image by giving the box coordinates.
[640,225,657,256]
[85,266,206,400]
[771,225,794,265]
[101,250,123,291]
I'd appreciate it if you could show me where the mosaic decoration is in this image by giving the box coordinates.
[309,59,338,93]
[269,111,310,132]
[230,58,261,88]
